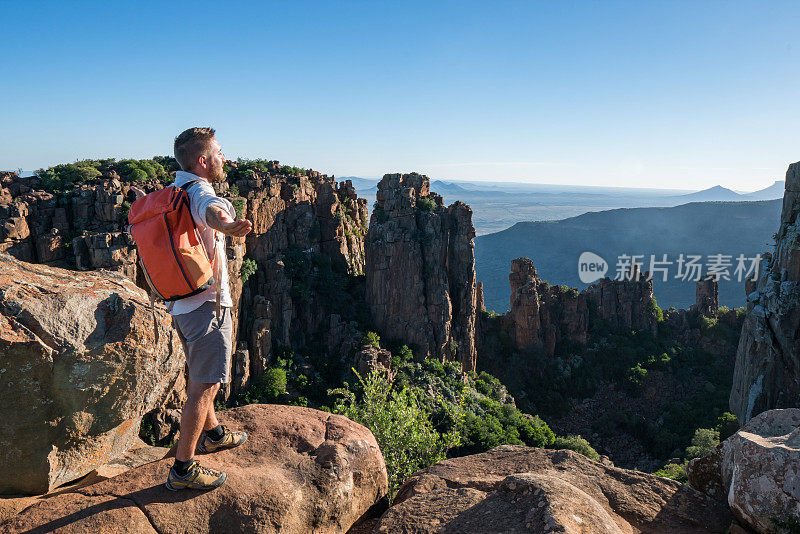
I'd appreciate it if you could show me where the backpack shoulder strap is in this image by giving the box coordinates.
[180,179,202,192]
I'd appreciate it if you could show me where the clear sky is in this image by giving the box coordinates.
[2,1,799,191]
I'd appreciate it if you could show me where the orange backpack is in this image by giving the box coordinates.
[126,181,215,301]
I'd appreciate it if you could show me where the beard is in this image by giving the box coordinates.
[209,161,227,183]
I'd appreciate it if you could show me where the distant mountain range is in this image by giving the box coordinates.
[668,181,784,202]
[344,176,784,235]
[475,199,782,312]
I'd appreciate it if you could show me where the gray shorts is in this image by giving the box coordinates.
[171,301,232,384]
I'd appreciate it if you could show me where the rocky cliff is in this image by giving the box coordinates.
[499,257,658,358]
[230,162,369,382]
[731,161,800,423]
[365,173,478,371]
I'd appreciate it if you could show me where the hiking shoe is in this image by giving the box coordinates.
[165,460,227,491]
[196,425,248,454]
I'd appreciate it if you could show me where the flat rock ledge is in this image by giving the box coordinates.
[0,404,388,534]
[374,445,732,533]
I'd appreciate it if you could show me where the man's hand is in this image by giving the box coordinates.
[205,205,253,237]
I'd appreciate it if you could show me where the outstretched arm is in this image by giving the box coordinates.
[205,205,252,237]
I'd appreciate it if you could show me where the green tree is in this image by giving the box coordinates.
[685,428,719,459]
[330,370,461,498]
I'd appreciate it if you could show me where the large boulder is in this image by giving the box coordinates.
[374,445,731,533]
[0,404,388,533]
[0,253,184,494]
[719,408,800,533]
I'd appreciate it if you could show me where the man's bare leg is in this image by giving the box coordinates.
[203,383,221,431]
[175,381,218,462]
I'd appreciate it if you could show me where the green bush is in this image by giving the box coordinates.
[653,462,688,483]
[330,370,461,498]
[228,184,240,197]
[240,257,257,283]
[648,298,664,322]
[551,435,600,461]
[362,331,381,348]
[625,363,648,391]
[715,412,739,441]
[36,162,101,191]
[456,396,554,455]
[260,368,287,400]
[232,198,246,220]
[119,201,132,222]
[685,428,719,459]
[416,197,437,212]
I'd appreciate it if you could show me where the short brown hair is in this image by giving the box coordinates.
[174,127,216,172]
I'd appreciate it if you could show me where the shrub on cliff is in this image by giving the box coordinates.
[551,434,600,461]
[715,411,738,441]
[238,367,288,404]
[416,196,437,212]
[240,257,257,283]
[330,369,461,498]
[653,462,688,483]
[685,428,719,459]
[36,161,101,191]
[361,331,381,348]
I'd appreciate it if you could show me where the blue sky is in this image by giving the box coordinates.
[1,1,799,190]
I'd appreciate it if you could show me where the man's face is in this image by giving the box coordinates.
[202,138,226,182]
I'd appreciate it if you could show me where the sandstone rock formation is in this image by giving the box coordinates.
[365,173,477,371]
[731,161,800,423]
[0,166,369,437]
[353,344,392,376]
[500,257,658,357]
[0,254,184,494]
[0,404,388,534]
[693,275,719,318]
[720,409,800,533]
[374,445,731,533]
[229,165,368,380]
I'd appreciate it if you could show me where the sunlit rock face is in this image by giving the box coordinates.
[731,161,800,423]
[365,172,478,372]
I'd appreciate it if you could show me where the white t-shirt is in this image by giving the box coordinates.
[169,170,234,315]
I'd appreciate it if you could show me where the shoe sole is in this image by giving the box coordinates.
[165,472,227,491]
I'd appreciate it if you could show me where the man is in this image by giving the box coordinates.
[159,127,252,490]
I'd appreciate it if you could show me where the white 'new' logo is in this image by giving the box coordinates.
[578,252,608,283]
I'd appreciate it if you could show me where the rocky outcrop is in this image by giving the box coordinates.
[720,409,800,533]
[233,165,369,382]
[583,264,659,336]
[365,173,477,371]
[72,231,138,280]
[731,162,800,423]
[689,409,800,534]
[508,257,588,356]
[374,445,731,533]
[501,257,657,357]
[0,254,184,494]
[0,404,388,534]
[686,445,727,504]
[693,275,719,318]
[353,344,392,376]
